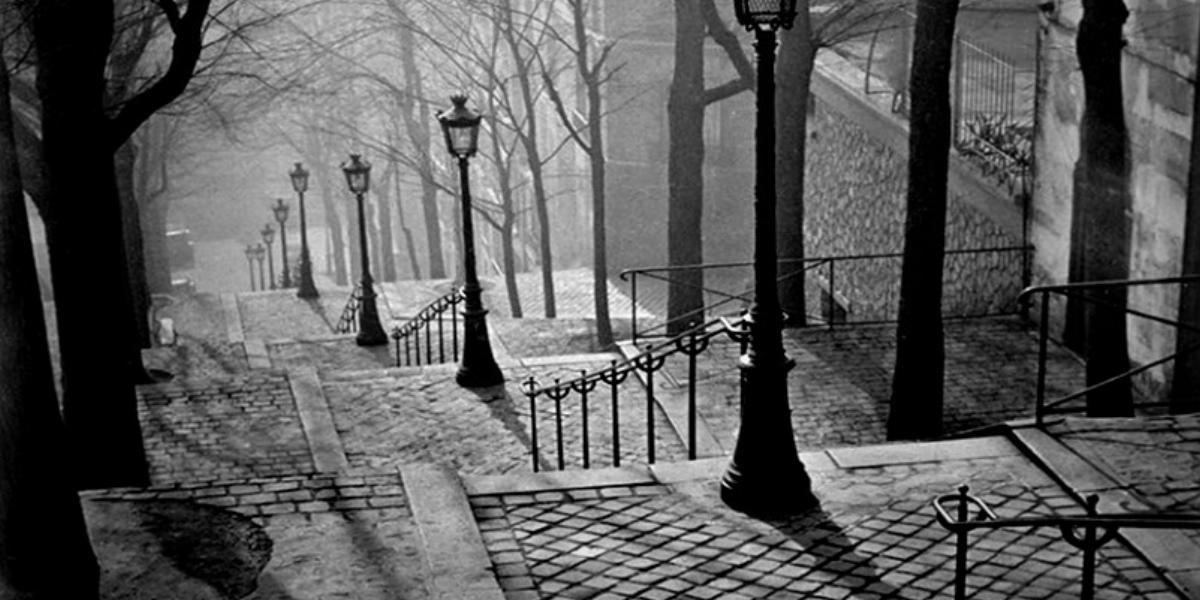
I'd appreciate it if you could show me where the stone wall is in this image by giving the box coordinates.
[1033,1,1196,397]
[801,55,1026,323]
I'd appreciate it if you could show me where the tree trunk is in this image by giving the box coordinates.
[667,0,706,336]
[35,0,149,488]
[317,164,348,286]
[394,174,422,280]
[0,47,100,600]
[887,0,959,441]
[377,173,397,282]
[1075,0,1133,416]
[1171,10,1200,414]
[776,18,816,327]
[116,140,152,350]
[398,21,447,280]
[367,197,382,285]
[501,210,522,318]
[143,197,172,294]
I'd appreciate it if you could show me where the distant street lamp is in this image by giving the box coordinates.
[438,95,503,388]
[244,244,258,291]
[260,223,276,290]
[342,154,388,346]
[720,0,818,517]
[289,162,320,299]
[272,198,293,289]
[252,243,267,291]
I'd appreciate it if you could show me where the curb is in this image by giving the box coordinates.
[402,464,506,600]
[1009,424,1200,599]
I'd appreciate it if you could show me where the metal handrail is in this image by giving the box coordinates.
[1018,274,1200,423]
[334,286,362,334]
[933,485,1200,600]
[622,246,1034,341]
[522,316,749,471]
[390,289,465,367]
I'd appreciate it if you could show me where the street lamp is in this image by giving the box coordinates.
[252,243,267,292]
[260,223,276,290]
[272,198,293,289]
[438,94,503,388]
[342,153,388,346]
[289,162,320,299]
[244,244,258,291]
[720,0,818,517]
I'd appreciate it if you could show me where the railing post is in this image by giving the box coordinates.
[631,272,639,345]
[525,377,540,472]
[452,295,460,361]
[414,326,422,366]
[954,485,970,600]
[437,306,446,363]
[828,259,837,329]
[675,322,710,461]
[548,380,567,471]
[392,329,401,368]
[598,360,628,467]
[574,370,597,469]
[1081,495,1099,600]
[635,345,667,465]
[952,35,965,147]
[1036,291,1050,426]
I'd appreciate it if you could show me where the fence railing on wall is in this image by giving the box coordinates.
[622,246,1033,342]
[861,9,1033,197]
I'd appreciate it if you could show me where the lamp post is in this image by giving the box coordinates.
[244,244,257,291]
[720,0,818,517]
[342,154,388,346]
[272,198,292,289]
[260,223,276,290]
[252,243,267,292]
[438,95,503,388]
[289,162,320,299]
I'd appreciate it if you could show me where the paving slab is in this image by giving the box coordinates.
[467,437,1180,599]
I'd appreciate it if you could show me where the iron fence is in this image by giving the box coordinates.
[621,246,1033,342]
[390,289,465,368]
[334,286,362,334]
[522,317,748,471]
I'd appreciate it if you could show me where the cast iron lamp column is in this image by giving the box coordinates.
[438,95,503,388]
[261,223,276,290]
[720,0,818,517]
[253,243,267,291]
[342,154,388,346]
[290,162,320,299]
[245,244,257,291]
[273,198,292,289]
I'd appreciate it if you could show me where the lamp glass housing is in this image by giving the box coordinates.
[289,162,309,193]
[272,198,290,224]
[437,95,482,159]
[261,223,275,245]
[733,0,798,30]
[341,154,371,194]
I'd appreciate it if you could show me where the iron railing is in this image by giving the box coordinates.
[861,10,1033,196]
[622,246,1033,342]
[390,289,465,368]
[1018,275,1200,425]
[619,259,818,343]
[934,485,1200,600]
[334,286,362,334]
[521,317,749,472]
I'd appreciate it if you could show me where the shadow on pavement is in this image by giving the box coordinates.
[770,506,903,597]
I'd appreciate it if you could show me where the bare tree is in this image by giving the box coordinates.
[0,42,99,599]
[887,0,959,440]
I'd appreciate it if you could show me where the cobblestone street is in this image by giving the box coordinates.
[470,442,1181,600]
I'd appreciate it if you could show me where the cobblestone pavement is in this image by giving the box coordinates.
[137,373,314,485]
[88,472,429,600]
[492,317,634,358]
[472,450,1181,600]
[321,359,685,476]
[1048,414,1200,548]
[634,317,1086,454]
[268,337,395,373]
[238,289,356,340]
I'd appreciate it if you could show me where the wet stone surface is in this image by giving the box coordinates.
[473,457,1179,600]
[137,373,314,485]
